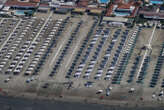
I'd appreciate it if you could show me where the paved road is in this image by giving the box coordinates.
[136,22,157,79]
[0,95,163,110]
[0,18,3,24]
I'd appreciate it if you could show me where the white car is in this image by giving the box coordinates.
[4,76,12,83]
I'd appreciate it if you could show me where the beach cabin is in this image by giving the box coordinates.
[38,3,50,13]
[113,5,135,17]
[54,8,70,14]
[71,8,86,15]
[88,9,103,16]
[13,10,34,16]
[97,0,110,8]
[98,0,110,4]
[149,0,164,5]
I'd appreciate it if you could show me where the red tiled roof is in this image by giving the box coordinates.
[60,5,105,11]
[117,3,132,9]
[139,11,164,16]
[106,1,141,17]
[141,12,164,19]
[116,1,136,9]
[77,0,89,7]
[106,4,113,16]
[128,7,138,18]
[39,3,49,7]
[114,0,123,4]
[139,11,156,15]
[158,13,164,17]
[30,0,40,3]
[5,0,38,7]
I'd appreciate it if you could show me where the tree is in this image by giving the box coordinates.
[161,3,164,7]
[110,14,116,17]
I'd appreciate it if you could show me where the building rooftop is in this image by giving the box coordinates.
[5,0,39,8]
[150,0,163,1]
[106,4,113,16]
[73,8,86,12]
[77,0,89,7]
[39,3,49,7]
[160,6,164,10]
[103,16,128,22]
[106,1,140,18]
[117,3,132,9]
[31,0,40,3]
[114,0,123,4]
